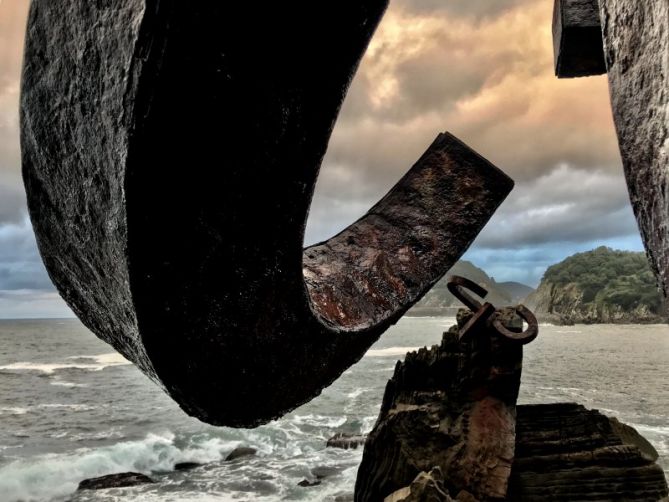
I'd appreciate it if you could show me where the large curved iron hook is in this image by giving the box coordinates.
[21,2,514,426]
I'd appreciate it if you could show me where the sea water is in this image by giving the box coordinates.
[0,318,666,501]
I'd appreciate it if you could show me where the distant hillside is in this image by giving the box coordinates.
[525,247,666,324]
[499,281,535,303]
[409,261,533,316]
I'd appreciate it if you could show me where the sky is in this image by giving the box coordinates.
[0,0,643,318]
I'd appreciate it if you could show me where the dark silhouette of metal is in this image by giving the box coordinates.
[21,2,513,426]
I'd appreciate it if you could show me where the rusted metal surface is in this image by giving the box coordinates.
[552,0,607,78]
[448,276,539,345]
[21,2,514,427]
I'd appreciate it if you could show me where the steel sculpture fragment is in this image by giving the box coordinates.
[553,0,669,305]
[21,1,513,426]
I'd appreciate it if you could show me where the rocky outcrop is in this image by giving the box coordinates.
[77,472,154,490]
[327,433,367,450]
[355,311,668,501]
[525,248,666,324]
[528,280,665,325]
[355,309,524,501]
[508,403,668,501]
[225,447,257,461]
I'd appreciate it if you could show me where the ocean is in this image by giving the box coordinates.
[0,317,666,501]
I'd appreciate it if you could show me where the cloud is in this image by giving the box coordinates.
[322,0,621,196]
[473,165,640,249]
[0,216,54,290]
[0,0,644,311]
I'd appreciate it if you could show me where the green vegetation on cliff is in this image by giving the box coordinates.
[530,247,665,324]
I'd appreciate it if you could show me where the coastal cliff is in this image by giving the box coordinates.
[525,247,666,325]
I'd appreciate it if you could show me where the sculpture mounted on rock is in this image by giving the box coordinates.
[20,2,513,426]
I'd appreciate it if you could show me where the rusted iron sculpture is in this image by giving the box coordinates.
[553,0,669,305]
[21,2,513,426]
[447,276,538,344]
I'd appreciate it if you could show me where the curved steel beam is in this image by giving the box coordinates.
[21,1,514,426]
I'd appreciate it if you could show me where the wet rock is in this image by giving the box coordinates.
[77,472,154,490]
[327,433,367,450]
[174,462,201,471]
[225,447,257,461]
[508,403,668,501]
[355,309,523,501]
[334,494,355,502]
[298,479,321,487]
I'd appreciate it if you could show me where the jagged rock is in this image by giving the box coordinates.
[327,433,367,450]
[355,308,523,501]
[508,403,669,501]
[225,447,257,461]
[298,479,321,488]
[174,462,201,471]
[77,472,154,490]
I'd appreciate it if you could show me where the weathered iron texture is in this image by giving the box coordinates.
[552,0,607,77]
[21,2,513,426]
[447,276,538,344]
[599,0,669,304]
[553,0,669,306]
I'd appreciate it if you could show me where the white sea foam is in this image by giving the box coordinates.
[0,407,28,415]
[0,431,240,502]
[50,380,87,388]
[0,353,130,375]
[365,346,419,357]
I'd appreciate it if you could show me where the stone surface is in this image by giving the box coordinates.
[599,0,669,306]
[298,479,321,488]
[21,2,514,427]
[173,462,201,471]
[552,0,607,77]
[77,472,154,491]
[384,467,455,502]
[327,433,368,450]
[508,403,669,501]
[224,447,257,461]
[354,309,524,502]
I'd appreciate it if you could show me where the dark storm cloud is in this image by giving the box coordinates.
[0,217,53,291]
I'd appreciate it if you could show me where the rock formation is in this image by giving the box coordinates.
[508,403,668,501]
[21,2,513,427]
[355,308,524,501]
[327,433,368,450]
[77,472,154,491]
[524,247,666,324]
[355,311,669,501]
